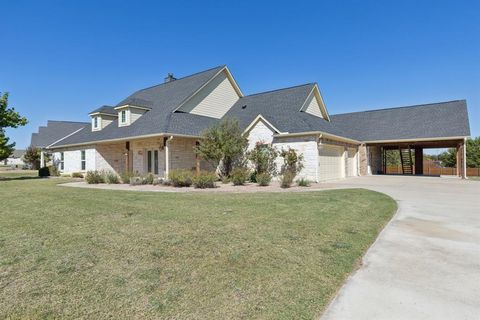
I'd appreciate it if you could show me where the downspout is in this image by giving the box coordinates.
[165,136,174,179]
[316,134,323,182]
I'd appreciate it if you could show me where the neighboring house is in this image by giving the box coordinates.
[3,149,26,167]
[31,65,471,180]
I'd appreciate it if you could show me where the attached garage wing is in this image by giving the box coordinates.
[318,144,345,181]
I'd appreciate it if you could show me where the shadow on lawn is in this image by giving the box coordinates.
[0,176,43,181]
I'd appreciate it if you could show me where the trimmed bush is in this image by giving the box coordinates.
[192,171,217,189]
[129,176,144,186]
[296,178,311,187]
[104,171,120,184]
[144,173,155,185]
[231,167,250,186]
[256,172,272,186]
[85,170,104,184]
[169,169,193,187]
[48,165,60,177]
[72,172,84,178]
[38,167,50,177]
[119,171,134,184]
[152,178,163,186]
[280,171,295,188]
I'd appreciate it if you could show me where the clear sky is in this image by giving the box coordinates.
[1,0,479,149]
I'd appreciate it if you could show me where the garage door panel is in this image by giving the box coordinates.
[319,145,344,181]
[347,148,357,177]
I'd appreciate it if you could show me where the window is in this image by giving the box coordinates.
[93,116,99,129]
[81,150,86,170]
[60,152,64,170]
[147,149,159,174]
[121,110,127,124]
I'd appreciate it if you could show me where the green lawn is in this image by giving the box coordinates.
[0,175,396,319]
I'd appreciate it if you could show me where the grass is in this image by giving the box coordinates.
[0,175,397,319]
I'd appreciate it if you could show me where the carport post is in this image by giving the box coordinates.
[40,150,45,168]
[414,147,423,175]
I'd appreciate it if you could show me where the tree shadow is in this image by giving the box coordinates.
[0,176,43,181]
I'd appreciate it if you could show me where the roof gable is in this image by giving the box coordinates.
[299,84,330,120]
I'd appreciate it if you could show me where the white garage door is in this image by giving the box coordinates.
[347,148,357,177]
[318,145,345,181]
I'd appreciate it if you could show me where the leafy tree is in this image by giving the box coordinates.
[247,141,278,176]
[466,137,480,168]
[194,119,248,178]
[23,146,47,170]
[0,92,28,161]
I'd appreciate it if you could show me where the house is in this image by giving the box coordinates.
[3,149,26,167]
[31,66,471,181]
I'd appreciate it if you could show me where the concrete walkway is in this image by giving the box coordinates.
[321,176,480,320]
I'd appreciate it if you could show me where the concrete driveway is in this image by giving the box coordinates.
[321,176,480,320]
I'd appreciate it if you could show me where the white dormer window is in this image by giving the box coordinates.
[121,110,127,124]
[93,116,99,129]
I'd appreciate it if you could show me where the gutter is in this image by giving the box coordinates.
[47,132,201,149]
[273,131,361,144]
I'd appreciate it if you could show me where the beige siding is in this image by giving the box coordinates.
[246,119,275,150]
[52,146,95,173]
[130,108,146,124]
[304,93,324,118]
[179,70,239,119]
[101,115,116,129]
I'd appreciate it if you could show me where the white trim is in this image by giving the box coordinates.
[242,114,285,135]
[172,66,243,113]
[274,131,361,144]
[165,136,174,178]
[299,84,331,121]
[114,105,151,111]
[47,132,201,149]
[46,127,86,148]
[88,112,117,116]
[463,137,467,179]
[363,136,469,144]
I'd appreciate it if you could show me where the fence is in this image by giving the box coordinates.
[386,166,480,176]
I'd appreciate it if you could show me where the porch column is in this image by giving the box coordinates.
[40,150,45,168]
[165,136,173,178]
[457,139,467,179]
[414,147,423,175]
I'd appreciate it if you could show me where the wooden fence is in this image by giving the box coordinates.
[386,166,480,176]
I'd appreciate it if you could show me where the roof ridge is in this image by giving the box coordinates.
[331,99,466,116]
[133,65,226,93]
[243,83,315,98]
[47,120,90,124]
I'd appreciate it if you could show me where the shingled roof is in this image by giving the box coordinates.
[330,100,470,142]
[30,120,89,148]
[51,66,225,147]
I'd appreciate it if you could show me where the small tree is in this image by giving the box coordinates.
[23,146,43,169]
[279,147,304,176]
[0,92,28,161]
[247,141,278,177]
[194,119,248,178]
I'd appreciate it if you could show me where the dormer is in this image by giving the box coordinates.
[299,84,330,121]
[89,106,117,132]
[114,101,151,127]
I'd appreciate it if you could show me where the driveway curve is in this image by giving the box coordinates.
[321,176,480,320]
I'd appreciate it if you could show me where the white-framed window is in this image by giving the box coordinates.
[60,152,64,170]
[81,150,86,170]
[120,110,127,124]
[93,116,99,129]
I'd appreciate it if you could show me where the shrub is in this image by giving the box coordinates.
[38,166,50,177]
[129,176,144,186]
[221,176,230,184]
[247,142,278,177]
[48,165,60,177]
[119,171,134,184]
[296,178,311,187]
[256,172,272,186]
[169,169,193,187]
[280,171,295,188]
[279,147,304,176]
[194,119,248,178]
[192,171,217,189]
[104,171,120,184]
[152,177,163,186]
[144,173,155,185]
[85,170,104,184]
[230,167,250,186]
[72,172,84,178]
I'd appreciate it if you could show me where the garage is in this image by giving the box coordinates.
[347,147,358,176]
[318,144,345,181]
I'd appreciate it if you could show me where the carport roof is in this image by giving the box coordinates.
[330,100,470,142]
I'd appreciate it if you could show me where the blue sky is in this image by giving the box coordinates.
[1,0,479,149]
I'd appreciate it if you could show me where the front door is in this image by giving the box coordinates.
[146,149,159,175]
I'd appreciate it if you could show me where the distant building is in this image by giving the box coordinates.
[3,149,26,167]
